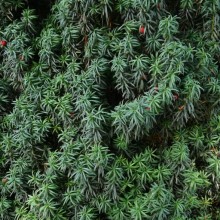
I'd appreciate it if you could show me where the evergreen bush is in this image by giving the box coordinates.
[0,0,219,219]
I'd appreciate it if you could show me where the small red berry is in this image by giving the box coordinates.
[139,25,145,35]
[0,40,7,47]
[173,94,179,100]
[146,107,151,111]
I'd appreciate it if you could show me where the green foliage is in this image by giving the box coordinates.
[0,0,219,219]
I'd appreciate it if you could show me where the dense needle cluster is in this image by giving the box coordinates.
[0,0,219,219]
